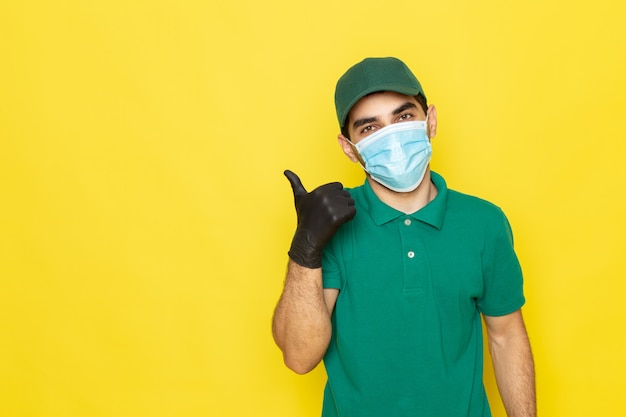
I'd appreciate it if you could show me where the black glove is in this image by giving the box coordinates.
[284,170,356,269]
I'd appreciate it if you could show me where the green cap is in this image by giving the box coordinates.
[334,57,426,129]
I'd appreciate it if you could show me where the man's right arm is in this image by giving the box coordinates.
[272,262,338,374]
[272,170,354,374]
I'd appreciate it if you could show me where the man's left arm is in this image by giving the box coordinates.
[483,309,536,417]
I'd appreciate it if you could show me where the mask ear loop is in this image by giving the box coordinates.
[346,139,368,171]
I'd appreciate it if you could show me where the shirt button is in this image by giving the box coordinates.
[404,219,412,226]
[407,251,415,259]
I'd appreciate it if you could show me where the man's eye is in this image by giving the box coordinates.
[361,125,375,134]
[399,113,413,120]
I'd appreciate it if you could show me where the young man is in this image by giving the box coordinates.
[273,57,536,417]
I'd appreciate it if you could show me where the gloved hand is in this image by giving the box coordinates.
[284,170,356,268]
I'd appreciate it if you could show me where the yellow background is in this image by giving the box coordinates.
[1,0,625,416]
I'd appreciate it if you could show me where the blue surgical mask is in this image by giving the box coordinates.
[349,121,432,192]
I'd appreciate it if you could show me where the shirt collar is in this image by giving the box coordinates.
[362,171,448,230]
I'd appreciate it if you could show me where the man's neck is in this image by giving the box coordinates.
[367,169,438,214]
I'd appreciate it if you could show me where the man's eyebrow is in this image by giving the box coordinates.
[352,116,378,130]
[392,102,418,115]
[352,102,419,130]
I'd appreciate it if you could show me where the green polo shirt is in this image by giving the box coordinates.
[320,171,525,417]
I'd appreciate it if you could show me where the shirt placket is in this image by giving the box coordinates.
[399,215,429,293]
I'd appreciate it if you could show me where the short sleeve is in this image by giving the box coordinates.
[321,240,343,290]
[477,209,525,316]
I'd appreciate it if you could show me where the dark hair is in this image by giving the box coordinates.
[341,93,428,140]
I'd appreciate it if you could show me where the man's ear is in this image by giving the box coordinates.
[426,104,437,139]
[338,134,361,163]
